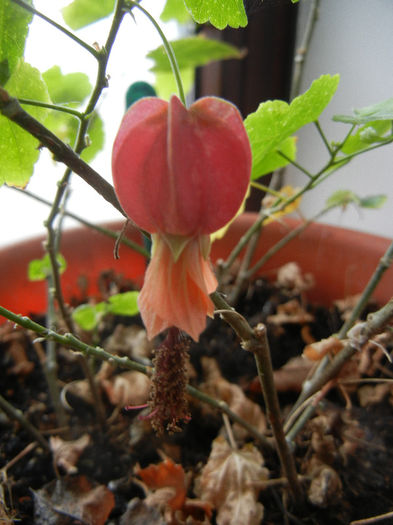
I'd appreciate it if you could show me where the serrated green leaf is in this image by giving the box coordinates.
[62,0,115,30]
[341,121,392,155]
[333,97,393,125]
[0,0,32,84]
[0,59,50,187]
[72,302,106,331]
[148,36,244,73]
[107,291,139,316]
[184,0,247,29]
[160,0,192,23]
[43,66,91,104]
[359,194,387,209]
[252,136,297,179]
[28,253,67,281]
[245,74,340,179]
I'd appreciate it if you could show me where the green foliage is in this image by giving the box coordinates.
[0,59,50,187]
[334,97,393,125]
[326,190,387,210]
[72,291,140,331]
[42,66,104,161]
[184,0,248,29]
[148,36,243,98]
[0,0,32,85]
[245,74,340,179]
[340,121,392,155]
[28,253,67,281]
[160,0,192,23]
[62,0,115,29]
[254,137,297,178]
[43,66,91,104]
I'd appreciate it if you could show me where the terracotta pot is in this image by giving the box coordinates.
[1,213,392,322]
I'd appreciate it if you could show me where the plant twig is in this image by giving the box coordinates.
[0,87,124,216]
[211,294,303,500]
[0,306,271,449]
[253,324,303,502]
[0,394,49,451]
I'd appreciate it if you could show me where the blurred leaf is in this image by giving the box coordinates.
[326,190,387,210]
[81,112,105,162]
[341,121,392,155]
[28,253,67,281]
[0,59,50,187]
[184,0,248,29]
[326,190,359,208]
[253,136,297,179]
[72,303,106,331]
[160,0,192,23]
[43,66,91,104]
[245,74,340,179]
[62,0,115,29]
[148,36,244,73]
[0,0,32,84]
[155,68,194,99]
[359,194,387,209]
[107,291,139,316]
[333,97,393,124]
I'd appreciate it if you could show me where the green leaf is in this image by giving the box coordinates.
[160,0,192,23]
[359,194,387,209]
[252,136,297,179]
[333,97,393,124]
[0,0,32,84]
[326,190,359,208]
[81,112,105,163]
[148,36,244,73]
[28,253,67,281]
[155,68,194,100]
[184,0,248,29]
[43,66,91,104]
[72,302,106,331]
[341,121,392,155]
[62,0,115,30]
[0,59,50,187]
[326,190,387,210]
[245,74,340,179]
[107,291,140,316]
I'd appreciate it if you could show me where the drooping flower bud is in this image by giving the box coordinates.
[112,95,251,340]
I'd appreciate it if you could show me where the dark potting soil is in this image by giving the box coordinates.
[1,274,393,524]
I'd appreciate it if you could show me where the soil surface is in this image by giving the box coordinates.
[1,267,393,524]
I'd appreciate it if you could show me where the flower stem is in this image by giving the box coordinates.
[125,1,186,105]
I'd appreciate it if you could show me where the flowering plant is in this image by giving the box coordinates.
[1,0,393,523]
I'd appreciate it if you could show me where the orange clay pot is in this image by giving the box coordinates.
[0,213,392,322]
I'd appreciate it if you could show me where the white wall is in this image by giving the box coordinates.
[284,0,393,238]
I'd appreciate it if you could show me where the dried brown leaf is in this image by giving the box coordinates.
[104,324,152,362]
[200,358,266,440]
[50,434,90,475]
[119,497,166,525]
[275,262,314,294]
[194,436,268,525]
[267,298,314,325]
[273,356,313,392]
[101,371,151,406]
[33,475,115,525]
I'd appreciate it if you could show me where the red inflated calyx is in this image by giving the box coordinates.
[112,95,251,341]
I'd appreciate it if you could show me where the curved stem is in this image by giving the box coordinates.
[18,99,84,118]
[10,0,99,58]
[126,1,186,105]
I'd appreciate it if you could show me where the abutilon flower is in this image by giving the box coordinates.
[112,95,251,341]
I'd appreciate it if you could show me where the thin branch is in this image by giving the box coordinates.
[18,98,84,118]
[10,0,99,58]
[0,393,49,451]
[0,87,124,216]
[0,306,271,449]
[12,187,150,258]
